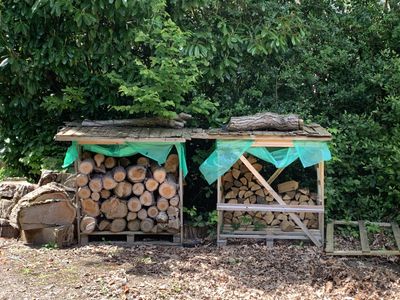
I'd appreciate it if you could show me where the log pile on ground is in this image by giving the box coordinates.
[222,156,319,231]
[77,152,181,234]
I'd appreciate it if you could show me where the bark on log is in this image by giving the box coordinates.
[127,165,146,183]
[226,112,303,131]
[102,172,118,190]
[113,166,127,182]
[94,153,105,167]
[104,157,117,169]
[127,219,141,231]
[157,197,169,212]
[140,191,154,206]
[80,216,96,234]
[127,197,141,212]
[158,175,177,199]
[100,197,128,219]
[140,218,154,232]
[76,174,89,187]
[81,199,100,217]
[78,159,95,175]
[88,176,103,193]
[110,218,126,232]
[153,168,167,183]
[145,178,159,192]
[132,182,145,196]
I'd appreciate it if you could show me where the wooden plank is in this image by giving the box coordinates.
[267,168,285,185]
[239,155,322,247]
[391,223,400,251]
[84,231,177,236]
[359,221,370,253]
[217,203,324,213]
[326,222,334,253]
[329,250,400,256]
[252,141,294,147]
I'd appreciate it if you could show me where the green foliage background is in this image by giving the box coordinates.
[1,0,399,221]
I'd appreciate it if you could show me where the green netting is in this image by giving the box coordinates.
[199,140,331,184]
[62,141,188,177]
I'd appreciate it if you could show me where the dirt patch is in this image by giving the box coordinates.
[0,238,399,299]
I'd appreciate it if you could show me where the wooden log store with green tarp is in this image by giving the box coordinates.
[198,124,332,247]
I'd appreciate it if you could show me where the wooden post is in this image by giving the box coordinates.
[75,143,82,245]
[316,161,325,244]
[179,158,183,245]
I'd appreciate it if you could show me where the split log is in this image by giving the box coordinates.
[119,157,131,168]
[153,168,167,183]
[132,183,145,196]
[280,220,295,232]
[110,218,126,232]
[169,195,179,207]
[147,206,159,218]
[88,176,103,193]
[80,216,96,234]
[76,174,89,187]
[113,181,132,198]
[102,172,118,190]
[226,112,303,131]
[158,175,177,199]
[137,157,150,167]
[100,197,128,219]
[81,199,100,217]
[94,153,105,167]
[78,159,95,175]
[98,219,111,231]
[140,218,154,232]
[140,191,154,206]
[113,166,127,182]
[100,189,111,199]
[156,211,168,223]
[104,157,117,169]
[77,186,91,199]
[145,178,159,192]
[232,168,241,179]
[126,212,137,221]
[165,154,179,173]
[127,219,141,231]
[137,208,148,220]
[157,197,169,212]
[168,218,180,231]
[127,197,141,212]
[277,180,299,193]
[127,165,146,183]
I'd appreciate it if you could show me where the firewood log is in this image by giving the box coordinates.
[223,172,233,183]
[76,174,89,187]
[153,167,167,183]
[157,223,168,232]
[77,186,91,199]
[145,178,159,192]
[100,197,128,219]
[94,153,105,167]
[91,192,100,201]
[169,195,179,207]
[126,212,137,221]
[158,175,177,199]
[112,166,127,182]
[271,219,280,226]
[157,197,169,211]
[102,172,118,190]
[137,157,150,167]
[140,218,154,232]
[156,211,168,223]
[94,164,106,174]
[81,199,100,217]
[127,165,146,183]
[119,157,131,168]
[127,219,140,231]
[277,180,299,193]
[113,181,132,198]
[110,218,126,232]
[88,176,103,193]
[168,218,180,231]
[140,191,154,206]
[165,154,179,173]
[80,216,96,234]
[104,157,117,169]
[98,219,111,231]
[147,206,159,218]
[81,152,92,160]
[127,197,141,212]
[78,159,95,175]
[137,208,148,220]
[132,182,145,196]
[100,189,111,199]
[232,168,240,179]
[226,112,303,131]
[280,220,295,232]
[167,206,179,218]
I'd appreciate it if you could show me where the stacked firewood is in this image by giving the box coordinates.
[222,156,319,232]
[77,152,181,234]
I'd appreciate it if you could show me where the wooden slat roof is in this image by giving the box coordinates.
[55,124,331,144]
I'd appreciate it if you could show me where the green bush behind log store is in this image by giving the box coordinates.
[1,0,399,221]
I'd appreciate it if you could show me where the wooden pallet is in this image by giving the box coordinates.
[326,220,400,256]
[80,231,181,246]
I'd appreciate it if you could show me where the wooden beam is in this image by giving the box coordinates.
[391,222,400,251]
[239,155,322,247]
[217,176,223,244]
[328,250,400,256]
[179,164,184,245]
[359,221,370,253]
[267,168,285,185]
[326,222,334,253]
[317,161,325,243]
[252,141,294,147]
[217,203,324,213]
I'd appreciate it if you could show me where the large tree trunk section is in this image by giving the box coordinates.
[140,191,154,206]
[127,166,146,183]
[80,216,96,234]
[153,168,167,183]
[76,174,89,187]
[226,112,303,131]
[127,197,142,212]
[110,218,126,232]
[104,157,117,169]
[77,186,91,199]
[147,206,159,219]
[158,175,177,199]
[113,166,127,182]
[89,176,103,193]
[132,183,145,196]
[165,154,179,173]
[127,219,141,231]
[145,178,159,192]
[113,181,132,198]
[140,218,154,232]
[81,199,100,217]
[100,197,128,219]
[98,219,111,231]
[78,159,95,175]
[156,197,169,212]
[94,153,105,167]
[21,224,74,248]
[102,172,118,190]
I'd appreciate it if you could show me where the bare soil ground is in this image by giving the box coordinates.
[0,238,399,300]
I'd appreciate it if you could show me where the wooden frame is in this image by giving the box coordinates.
[326,220,400,256]
[217,141,325,247]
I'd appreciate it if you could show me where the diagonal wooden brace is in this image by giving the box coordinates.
[239,155,322,247]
